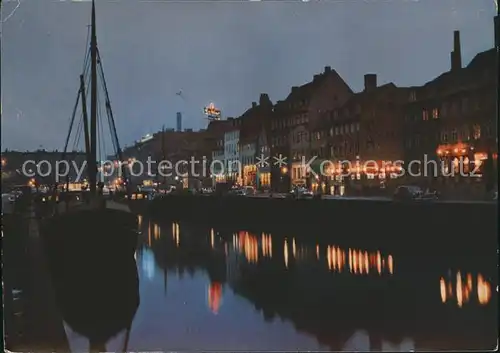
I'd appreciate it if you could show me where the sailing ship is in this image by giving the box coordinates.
[40,0,138,260]
[40,1,140,351]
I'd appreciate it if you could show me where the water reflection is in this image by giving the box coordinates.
[137,214,142,228]
[133,216,496,351]
[51,249,139,352]
[440,271,492,307]
[228,230,395,277]
[207,282,223,314]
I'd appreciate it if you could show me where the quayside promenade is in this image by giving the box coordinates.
[3,209,70,352]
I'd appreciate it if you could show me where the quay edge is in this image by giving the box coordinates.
[148,196,498,251]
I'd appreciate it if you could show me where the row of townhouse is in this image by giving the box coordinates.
[117,16,497,196]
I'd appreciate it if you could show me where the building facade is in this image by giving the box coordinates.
[211,140,225,186]
[224,118,241,184]
[255,126,271,189]
[308,74,409,195]
[237,94,274,188]
[271,67,353,192]
[403,25,498,199]
[1,150,87,188]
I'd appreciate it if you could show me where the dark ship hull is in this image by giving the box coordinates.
[48,242,140,350]
[41,207,140,350]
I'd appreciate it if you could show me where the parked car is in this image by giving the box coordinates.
[393,185,424,202]
[422,189,439,200]
[243,186,256,196]
[302,189,314,198]
[7,190,23,203]
[290,186,313,199]
[228,189,246,196]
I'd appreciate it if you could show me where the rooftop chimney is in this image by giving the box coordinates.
[364,74,377,92]
[252,102,257,108]
[324,66,331,73]
[451,30,462,71]
[291,86,299,93]
[259,93,271,105]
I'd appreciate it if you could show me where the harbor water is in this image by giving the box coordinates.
[3,213,497,351]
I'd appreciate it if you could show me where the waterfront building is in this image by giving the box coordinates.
[238,94,273,188]
[270,67,352,193]
[403,21,498,199]
[308,74,409,195]
[1,149,87,187]
[255,126,271,190]
[121,128,211,190]
[239,103,260,188]
[211,140,225,186]
[206,119,234,187]
[223,118,241,184]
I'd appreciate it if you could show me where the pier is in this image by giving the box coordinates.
[3,205,69,352]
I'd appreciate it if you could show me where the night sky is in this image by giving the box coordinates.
[1,0,497,151]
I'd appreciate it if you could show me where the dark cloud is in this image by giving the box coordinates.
[1,0,496,151]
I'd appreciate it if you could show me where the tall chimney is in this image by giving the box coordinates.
[451,30,462,71]
[252,102,257,108]
[364,74,377,92]
[176,112,182,132]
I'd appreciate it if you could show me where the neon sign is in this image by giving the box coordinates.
[204,103,221,120]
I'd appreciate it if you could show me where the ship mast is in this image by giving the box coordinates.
[88,0,98,197]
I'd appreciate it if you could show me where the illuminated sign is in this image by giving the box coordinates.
[204,103,221,120]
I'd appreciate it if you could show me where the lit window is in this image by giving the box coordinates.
[453,158,459,173]
[473,125,481,140]
[423,110,429,121]
[432,108,439,119]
